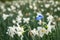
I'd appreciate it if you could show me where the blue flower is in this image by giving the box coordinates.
[36,14,43,20]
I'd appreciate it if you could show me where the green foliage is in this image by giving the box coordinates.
[0,0,13,2]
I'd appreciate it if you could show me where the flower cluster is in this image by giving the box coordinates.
[6,25,24,40]
[30,13,56,38]
[0,0,59,40]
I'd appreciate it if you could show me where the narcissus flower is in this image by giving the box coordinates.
[11,5,16,10]
[23,18,30,23]
[18,10,23,17]
[47,15,54,22]
[37,27,47,37]
[45,4,50,8]
[2,14,9,20]
[38,20,43,25]
[6,25,24,38]
[7,7,11,11]
[30,28,38,36]
[16,16,22,23]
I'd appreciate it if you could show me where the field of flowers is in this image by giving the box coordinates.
[0,0,60,40]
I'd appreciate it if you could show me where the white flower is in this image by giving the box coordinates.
[21,35,23,40]
[41,5,43,7]
[7,8,11,11]
[47,24,52,34]
[15,27,24,37]
[11,5,16,10]
[38,0,41,3]
[43,22,47,25]
[1,5,5,10]
[33,3,36,6]
[57,7,60,11]
[49,0,55,5]
[34,6,37,10]
[46,12,50,16]
[41,9,44,12]
[13,25,24,37]
[20,1,25,5]
[16,32,23,37]
[29,5,33,9]
[0,5,6,12]
[16,16,22,23]
[37,27,47,37]
[12,20,16,24]
[47,15,54,22]
[51,1,54,5]
[36,12,43,17]
[2,14,9,20]
[6,26,16,38]
[55,1,59,4]
[18,10,23,17]
[37,27,42,31]
[54,9,57,12]
[15,3,20,8]
[46,21,56,35]
[38,20,42,25]
[23,18,30,23]
[45,4,50,8]
[6,25,24,37]
[31,28,38,36]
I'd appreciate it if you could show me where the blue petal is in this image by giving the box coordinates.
[36,17,42,20]
[38,15,43,18]
[36,14,44,20]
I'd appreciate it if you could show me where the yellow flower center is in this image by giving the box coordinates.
[41,29,46,32]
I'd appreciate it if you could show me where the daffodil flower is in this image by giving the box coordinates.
[6,25,24,38]
[2,14,9,20]
[30,28,38,36]
[37,27,47,37]
[47,15,54,22]
[23,18,30,23]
